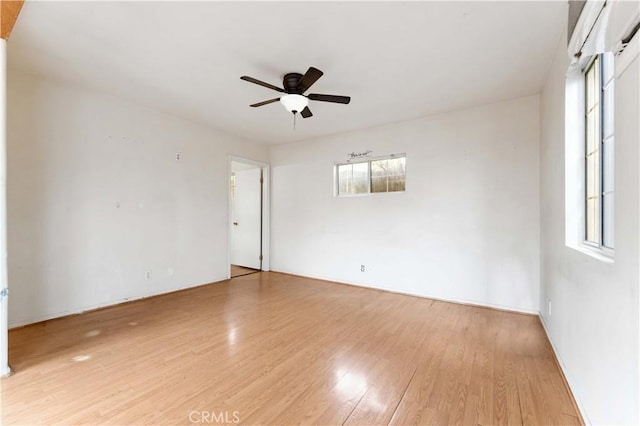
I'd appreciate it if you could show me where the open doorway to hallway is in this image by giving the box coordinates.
[229,159,265,278]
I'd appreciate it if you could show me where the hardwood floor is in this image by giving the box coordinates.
[2,272,581,425]
[230,265,260,278]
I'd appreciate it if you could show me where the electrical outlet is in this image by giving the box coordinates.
[547,300,552,316]
[146,271,152,280]
[361,265,365,272]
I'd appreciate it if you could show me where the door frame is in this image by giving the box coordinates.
[227,156,270,278]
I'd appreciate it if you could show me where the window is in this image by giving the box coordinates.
[337,162,369,195]
[371,157,406,193]
[336,155,406,196]
[584,53,614,249]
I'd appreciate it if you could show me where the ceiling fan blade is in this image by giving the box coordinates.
[308,94,351,104]
[296,67,324,93]
[241,76,284,93]
[250,98,281,107]
[300,106,313,118]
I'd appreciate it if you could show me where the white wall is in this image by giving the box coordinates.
[539,33,639,425]
[271,96,541,313]
[7,70,268,327]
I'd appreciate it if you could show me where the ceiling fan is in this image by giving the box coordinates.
[240,67,351,119]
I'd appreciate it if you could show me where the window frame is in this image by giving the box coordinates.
[582,53,614,253]
[583,55,602,248]
[334,153,406,197]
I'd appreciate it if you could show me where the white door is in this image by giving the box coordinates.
[230,165,262,269]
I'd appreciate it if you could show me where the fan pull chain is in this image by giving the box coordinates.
[293,111,297,131]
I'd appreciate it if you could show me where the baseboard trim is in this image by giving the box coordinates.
[269,269,538,316]
[8,275,230,330]
[538,314,589,425]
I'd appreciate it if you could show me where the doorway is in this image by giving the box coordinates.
[229,158,269,278]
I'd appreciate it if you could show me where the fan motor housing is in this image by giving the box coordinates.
[283,73,304,94]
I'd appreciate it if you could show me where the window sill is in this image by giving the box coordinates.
[568,242,615,263]
[335,191,406,198]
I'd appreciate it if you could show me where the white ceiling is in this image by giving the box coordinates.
[8,1,565,145]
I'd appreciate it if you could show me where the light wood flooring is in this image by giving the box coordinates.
[2,272,581,425]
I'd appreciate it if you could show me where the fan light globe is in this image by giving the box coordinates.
[280,94,308,113]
